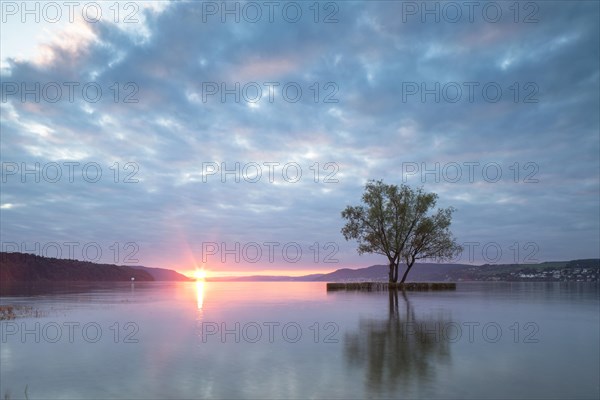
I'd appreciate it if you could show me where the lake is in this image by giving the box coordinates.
[1,282,598,399]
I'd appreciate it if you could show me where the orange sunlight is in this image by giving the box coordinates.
[194,269,207,280]
[179,267,336,279]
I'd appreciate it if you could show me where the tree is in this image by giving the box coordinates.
[341,180,462,284]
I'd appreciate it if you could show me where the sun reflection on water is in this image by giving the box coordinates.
[196,279,204,310]
[194,268,207,311]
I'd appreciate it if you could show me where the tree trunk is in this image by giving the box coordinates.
[400,261,415,284]
[389,262,399,283]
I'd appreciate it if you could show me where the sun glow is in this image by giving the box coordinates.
[194,269,207,280]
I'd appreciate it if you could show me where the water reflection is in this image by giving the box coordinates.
[344,290,452,398]
[0,282,598,398]
[196,279,204,310]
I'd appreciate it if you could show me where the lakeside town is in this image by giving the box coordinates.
[451,260,599,282]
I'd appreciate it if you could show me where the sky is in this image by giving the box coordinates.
[1,0,599,278]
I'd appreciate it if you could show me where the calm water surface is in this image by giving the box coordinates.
[1,282,598,399]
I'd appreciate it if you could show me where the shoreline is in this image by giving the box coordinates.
[326,282,457,291]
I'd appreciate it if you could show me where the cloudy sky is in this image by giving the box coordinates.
[1,0,598,277]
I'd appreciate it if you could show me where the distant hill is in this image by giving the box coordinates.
[0,252,155,283]
[130,265,191,281]
[208,259,600,282]
[207,263,471,282]
[313,263,473,282]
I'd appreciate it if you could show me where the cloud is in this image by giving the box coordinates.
[1,1,598,273]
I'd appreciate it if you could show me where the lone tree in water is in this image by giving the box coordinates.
[341,180,462,284]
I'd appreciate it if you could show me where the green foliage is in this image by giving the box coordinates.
[341,180,462,283]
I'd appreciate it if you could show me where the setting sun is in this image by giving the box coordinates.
[194,269,207,280]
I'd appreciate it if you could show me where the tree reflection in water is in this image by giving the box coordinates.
[344,290,452,397]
